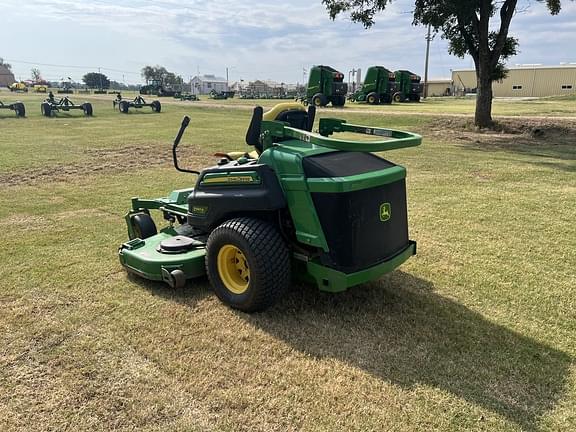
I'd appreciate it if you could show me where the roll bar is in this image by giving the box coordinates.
[261,118,422,153]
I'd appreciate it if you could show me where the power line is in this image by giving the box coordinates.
[6,59,141,75]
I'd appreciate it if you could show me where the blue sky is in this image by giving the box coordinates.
[2,0,575,84]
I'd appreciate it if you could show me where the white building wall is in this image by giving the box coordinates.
[191,75,229,94]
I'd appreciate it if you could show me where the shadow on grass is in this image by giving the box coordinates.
[115,110,162,115]
[127,272,212,308]
[243,271,571,430]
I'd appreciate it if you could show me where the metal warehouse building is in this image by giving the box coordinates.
[452,64,576,97]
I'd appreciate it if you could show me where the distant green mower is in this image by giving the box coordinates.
[119,102,421,312]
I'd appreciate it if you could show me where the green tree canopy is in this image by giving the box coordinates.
[322,0,569,127]
[141,65,183,86]
[83,72,111,89]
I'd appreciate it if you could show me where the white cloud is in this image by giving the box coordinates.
[2,0,575,83]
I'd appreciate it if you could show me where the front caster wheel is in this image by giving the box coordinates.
[162,268,187,289]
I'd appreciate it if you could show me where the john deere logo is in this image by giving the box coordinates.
[380,203,392,222]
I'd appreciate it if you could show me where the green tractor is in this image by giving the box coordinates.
[393,70,423,103]
[119,102,421,312]
[304,65,348,107]
[349,66,398,105]
[140,79,177,97]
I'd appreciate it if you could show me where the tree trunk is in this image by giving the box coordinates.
[475,61,494,128]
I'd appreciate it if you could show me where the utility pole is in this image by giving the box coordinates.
[98,67,103,90]
[424,25,432,99]
[226,67,229,89]
[348,69,354,92]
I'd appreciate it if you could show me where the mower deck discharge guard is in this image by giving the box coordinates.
[119,102,422,312]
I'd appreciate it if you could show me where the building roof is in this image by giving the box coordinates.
[453,64,576,72]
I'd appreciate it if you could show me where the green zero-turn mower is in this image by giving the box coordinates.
[119,102,422,312]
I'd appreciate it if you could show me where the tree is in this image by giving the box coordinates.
[141,65,169,82]
[141,65,183,87]
[322,0,569,128]
[83,72,110,89]
[31,68,42,82]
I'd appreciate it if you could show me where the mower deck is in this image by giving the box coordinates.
[119,227,206,285]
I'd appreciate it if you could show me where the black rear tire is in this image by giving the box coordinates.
[151,100,161,112]
[312,93,328,107]
[82,103,93,116]
[119,100,130,113]
[41,102,52,117]
[393,92,404,103]
[14,103,25,117]
[206,217,290,313]
[366,92,379,105]
[130,213,157,240]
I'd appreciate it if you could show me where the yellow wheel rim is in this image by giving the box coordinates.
[217,244,250,294]
[314,98,322,106]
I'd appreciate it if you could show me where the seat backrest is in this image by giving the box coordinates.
[246,103,316,153]
[263,102,315,132]
[245,106,264,152]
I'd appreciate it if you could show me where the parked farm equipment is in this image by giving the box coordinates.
[174,93,199,101]
[41,93,93,117]
[209,90,235,100]
[349,66,397,105]
[140,79,177,97]
[303,65,348,107]
[113,94,161,113]
[9,82,28,93]
[119,102,421,312]
[0,100,26,117]
[393,71,423,102]
[57,81,74,94]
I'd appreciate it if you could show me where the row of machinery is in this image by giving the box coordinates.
[349,67,423,104]
[302,65,424,107]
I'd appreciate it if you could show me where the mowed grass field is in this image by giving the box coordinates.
[0,92,575,431]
